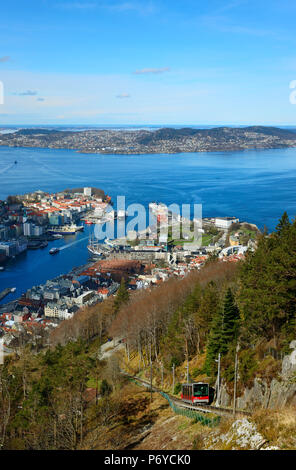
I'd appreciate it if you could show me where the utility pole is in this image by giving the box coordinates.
[161,362,164,389]
[215,352,221,406]
[150,359,153,403]
[233,343,240,416]
[185,339,189,384]
[172,363,175,394]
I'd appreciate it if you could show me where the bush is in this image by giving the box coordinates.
[174,382,182,395]
[100,379,112,396]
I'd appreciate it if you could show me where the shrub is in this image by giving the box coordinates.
[174,382,182,395]
[100,379,112,396]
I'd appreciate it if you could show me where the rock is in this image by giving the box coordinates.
[282,343,296,379]
[218,375,296,411]
[214,418,267,450]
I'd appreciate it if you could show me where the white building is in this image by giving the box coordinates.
[34,225,44,236]
[84,187,92,196]
[74,290,95,305]
[23,222,34,237]
[44,302,74,320]
[215,217,239,229]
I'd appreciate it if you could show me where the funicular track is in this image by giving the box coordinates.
[127,374,251,419]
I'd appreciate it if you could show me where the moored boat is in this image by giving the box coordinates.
[48,224,84,235]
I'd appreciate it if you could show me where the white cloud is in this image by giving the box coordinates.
[12,90,38,96]
[108,2,156,14]
[116,93,130,98]
[133,67,170,75]
[55,2,97,10]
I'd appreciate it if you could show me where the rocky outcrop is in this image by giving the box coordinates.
[217,341,296,411]
[282,340,296,378]
[209,418,277,450]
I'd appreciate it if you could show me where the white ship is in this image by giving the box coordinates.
[48,224,84,235]
[87,236,103,256]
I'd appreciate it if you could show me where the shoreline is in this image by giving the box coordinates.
[1,125,296,155]
[1,143,296,155]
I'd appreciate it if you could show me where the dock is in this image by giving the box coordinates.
[0,288,15,302]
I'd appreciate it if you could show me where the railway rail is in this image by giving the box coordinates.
[127,374,251,418]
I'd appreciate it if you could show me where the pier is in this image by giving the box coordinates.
[0,287,15,302]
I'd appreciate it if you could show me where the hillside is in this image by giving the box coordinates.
[1,126,296,154]
[1,212,296,450]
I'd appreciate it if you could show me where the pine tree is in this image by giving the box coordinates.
[204,308,223,375]
[113,277,129,313]
[275,211,290,236]
[221,288,240,353]
[239,212,296,342]
[205,288,240,375]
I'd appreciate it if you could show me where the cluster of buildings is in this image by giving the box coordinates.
[0,187,110,263]
[1,127,296,154]
[0,264,119,350]
[0,190,259,353]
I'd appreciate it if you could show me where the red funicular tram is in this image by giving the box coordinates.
[181,382,214,405]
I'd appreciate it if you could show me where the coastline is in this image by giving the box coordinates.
[1,142,296,155]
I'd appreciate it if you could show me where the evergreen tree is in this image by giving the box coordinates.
[204,308,223,375]
[275,211,290,236]
[113,277,129,313]
[239,212,296,342]
[221,288,240,352]
[205,288,240,375]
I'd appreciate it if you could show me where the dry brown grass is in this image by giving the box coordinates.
[253,407,296,449]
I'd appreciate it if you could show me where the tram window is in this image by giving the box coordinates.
[193,383,209,397]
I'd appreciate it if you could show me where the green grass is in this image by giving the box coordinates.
[201,235,213,246]
[86,376,102,389]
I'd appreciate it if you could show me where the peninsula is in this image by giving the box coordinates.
[0,126,296,154]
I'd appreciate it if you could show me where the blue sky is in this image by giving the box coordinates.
[0,0,296,125]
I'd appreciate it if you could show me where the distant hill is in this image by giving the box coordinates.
[137,126,296,145]
[1,125,296,154]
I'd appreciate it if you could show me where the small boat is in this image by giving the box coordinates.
[0,266,4,271]
[14,160,17,164]
[49,247,60,255]
[11,287,16,292]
